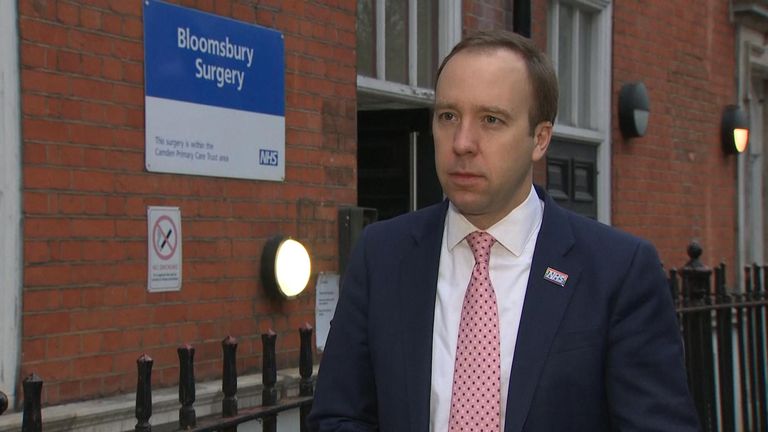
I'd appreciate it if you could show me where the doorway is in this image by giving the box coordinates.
[357,108,443,220]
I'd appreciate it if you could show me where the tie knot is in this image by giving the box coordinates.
[466,231,495,264]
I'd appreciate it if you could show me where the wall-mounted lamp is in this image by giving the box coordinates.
[618,82,650,138]
[261,235,311,298]
[721,105,749,155]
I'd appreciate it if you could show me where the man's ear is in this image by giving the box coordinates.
[531,121,553,162]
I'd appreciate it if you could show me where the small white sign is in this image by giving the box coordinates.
[315,272,340,351]
[148,206,182,292]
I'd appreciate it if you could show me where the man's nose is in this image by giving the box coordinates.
[452,119,479,155]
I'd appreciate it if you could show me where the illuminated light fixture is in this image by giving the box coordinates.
[618,82,650,138]
[261,236,311,298]
[721,105,750,155]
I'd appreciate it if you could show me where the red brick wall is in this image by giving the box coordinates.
[19,0,356,405]
[612,0,738,280]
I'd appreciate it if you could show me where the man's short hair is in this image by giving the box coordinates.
[435,30,559,133]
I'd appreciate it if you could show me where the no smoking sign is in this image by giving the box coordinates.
[147,206,182,292]
[153,215,178,260]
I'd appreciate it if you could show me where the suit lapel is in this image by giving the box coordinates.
[504,188,582,432]
[399,202,447,432]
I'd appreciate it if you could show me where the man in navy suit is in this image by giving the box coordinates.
[309,30,699,431]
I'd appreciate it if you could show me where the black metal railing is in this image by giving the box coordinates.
[3,325,314,432]
[672,243,768,432]
[4,243,768,432]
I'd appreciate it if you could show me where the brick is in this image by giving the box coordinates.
[56,50,82,73]
[73,354,114,376]
[56,2,80,25]
[80,7,102,30]
[81,333,103,354]
[23,288,59,312]
[122,16,142,38]
[81,54,102,76]
[111,39,143,62]
[109,0,142,16]
[24,118,69,142]
[24,166,72,190]
[46,334,82,359]
[67,28,111,55]
[101,57,122,80]
[20,18,68,46]
[101,12,122,34]
[70,218,116,237]
[111,82,142,105]
[21,42,51,68]
[69,76,113,102]
[71,170,115,193]
[121,62,143,85]
[23,311,71,337]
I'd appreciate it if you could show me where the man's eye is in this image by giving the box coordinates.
[438,112,456,121]
[484,115,501,124]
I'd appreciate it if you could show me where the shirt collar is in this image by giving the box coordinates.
[446,184,544,257]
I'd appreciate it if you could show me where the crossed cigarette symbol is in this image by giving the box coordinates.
[158,227,173,250]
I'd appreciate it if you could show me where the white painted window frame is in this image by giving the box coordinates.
[0,0,22,409]
[736,27,768,289]
[357,0,461,105]
[548,0,612,224]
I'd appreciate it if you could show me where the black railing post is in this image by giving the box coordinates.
[737,266,751,431]
[0,390,8,416]
[299,324,314,432]
[745,265,759,431]
[222,336,239,432]
[178,344,197,429]
[714,263,736,431]
[135,354,153,432]
[21,374,42,432]
[679,242,716,432]
[262,330,278,432]
[222,336,239,415]
[669,268,680,305]
[753,264,767,432]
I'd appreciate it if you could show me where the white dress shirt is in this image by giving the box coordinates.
[429,185,544,432]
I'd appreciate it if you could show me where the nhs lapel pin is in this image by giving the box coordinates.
[544,267,568,287]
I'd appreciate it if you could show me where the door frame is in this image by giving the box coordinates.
[737,26,768,288]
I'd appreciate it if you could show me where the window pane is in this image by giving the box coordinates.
[386,0,409,84]
[417,0,438,88]
[577,10,594,129]
[357,0,375,77]
[557,4,574,126]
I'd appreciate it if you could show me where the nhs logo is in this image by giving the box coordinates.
[259,149,279,166]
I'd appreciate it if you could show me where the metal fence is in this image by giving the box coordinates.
[671,242,768,432]
[3,243,768,431]
[0,326,315,432]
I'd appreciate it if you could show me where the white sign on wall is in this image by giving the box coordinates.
[148,206,182,292]
[314,272,340,351]
[143,0,286,181]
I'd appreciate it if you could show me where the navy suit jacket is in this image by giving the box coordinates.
[309,186,700,431]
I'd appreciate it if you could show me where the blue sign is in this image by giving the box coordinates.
[143,0,286,181]
[144,0,284,116]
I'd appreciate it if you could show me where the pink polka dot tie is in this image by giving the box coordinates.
[448,231,501,431]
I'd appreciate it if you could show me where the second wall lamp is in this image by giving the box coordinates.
[618,82,650,138]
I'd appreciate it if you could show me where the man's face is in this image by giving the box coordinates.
[433,48,551,229]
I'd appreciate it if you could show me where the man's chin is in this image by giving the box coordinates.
[448,196,486,217]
